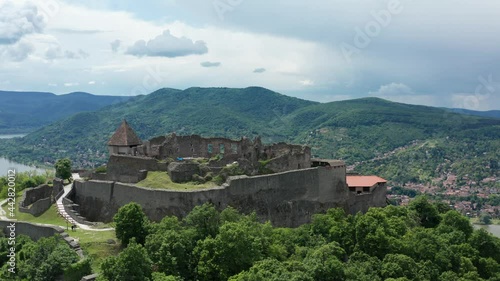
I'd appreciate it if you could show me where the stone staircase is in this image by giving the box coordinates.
[56,201,77,226]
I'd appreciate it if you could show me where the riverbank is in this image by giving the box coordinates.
[473,223,500,238]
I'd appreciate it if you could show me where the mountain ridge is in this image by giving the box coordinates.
[0,90,132,133]
[0,87,498,186]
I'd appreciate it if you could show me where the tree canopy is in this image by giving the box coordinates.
[114,202,149,246]
[55,158,72,182]
[97,201,500,281]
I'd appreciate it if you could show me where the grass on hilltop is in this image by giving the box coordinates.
[136,171,217,190]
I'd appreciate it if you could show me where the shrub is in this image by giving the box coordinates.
[95,165,107,173]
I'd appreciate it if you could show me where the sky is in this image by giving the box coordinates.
[0,0,499,110]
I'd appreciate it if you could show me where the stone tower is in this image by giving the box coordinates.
[108,120,142,155]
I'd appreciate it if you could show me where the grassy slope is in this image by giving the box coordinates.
[137,171,217,190]
[2,198,119,272]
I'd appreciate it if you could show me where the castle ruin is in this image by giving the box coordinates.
[66,121,387,227]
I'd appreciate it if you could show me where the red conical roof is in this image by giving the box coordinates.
[108,120,142,146]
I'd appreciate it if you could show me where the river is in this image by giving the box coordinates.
[473,224,500,238]
[0,134,26,139]
[0,134,48,175]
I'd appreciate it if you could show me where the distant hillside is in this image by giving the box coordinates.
[447,108,500,119]
[0,87,498,186]
[0,90,131,133]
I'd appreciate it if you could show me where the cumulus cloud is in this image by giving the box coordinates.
[200,61,221,67]
[369,83,414,96]
[110,39,121,52]
[299,79,315,86]
[45,46,89,60]
[0,40,35,61]
[253,68,266,73]
[0,1,45,45]
[126,30,208,58]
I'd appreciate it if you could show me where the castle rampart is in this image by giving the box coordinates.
[70,164,385,227]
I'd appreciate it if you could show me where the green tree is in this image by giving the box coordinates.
[114,202,149,246]
[100,239,152,281]
[439,210,473,239]
[228,259,313,281]
[409,196,441,228]
[469,229,500,262]
[155,230,194,278]
[151,272,183,281]
[310,208,356,254]
[13,236,79,281]
[35,244,79,281]
[183,203,220,240]
[303,243,346,281]
[354,209,394,258]
[479,213,492,225]
[55,158,72,182]
[381,254,418,280]
[344,252,382,281]
[195,218,272,280]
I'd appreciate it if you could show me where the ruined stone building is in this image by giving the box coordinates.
[135,133,311,174]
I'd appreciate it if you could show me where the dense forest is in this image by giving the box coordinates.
[95,198,500,281]
[0,87,498,185]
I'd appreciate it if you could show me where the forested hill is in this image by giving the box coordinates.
[0,90,131,133]
[448,108,500,119]
[0,87,498,185]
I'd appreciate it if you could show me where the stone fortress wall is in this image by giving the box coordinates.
[19,179,64,216]
[0,220,83,258]
[70,164,386,227]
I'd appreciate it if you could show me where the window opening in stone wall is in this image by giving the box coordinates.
[220,144,225,154]
[231,143,238,154]
[207,144,213,154]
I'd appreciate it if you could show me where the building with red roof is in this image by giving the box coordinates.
[347,175,387,194]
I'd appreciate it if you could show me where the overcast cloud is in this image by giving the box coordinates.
[0,0,499,110]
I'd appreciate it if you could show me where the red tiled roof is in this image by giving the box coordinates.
[108,120,142,146]
[346,176,387,187]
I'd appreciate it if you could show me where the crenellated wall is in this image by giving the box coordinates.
[69,165,383,227]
